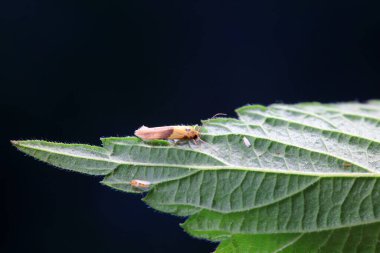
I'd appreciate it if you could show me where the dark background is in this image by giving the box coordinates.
[1,0,380,252]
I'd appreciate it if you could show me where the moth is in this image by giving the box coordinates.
[134,113,226,144]
[135,125,201,144]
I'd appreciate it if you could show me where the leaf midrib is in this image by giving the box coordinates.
[16,141,380,177]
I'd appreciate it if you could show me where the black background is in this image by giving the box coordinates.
[1,0,380,252]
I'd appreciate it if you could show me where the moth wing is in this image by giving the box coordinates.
[135,126,174,140]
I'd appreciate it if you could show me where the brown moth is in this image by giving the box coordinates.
[134,113,226,144]
[135,125,201,144]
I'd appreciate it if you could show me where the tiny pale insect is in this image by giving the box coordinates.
[242,136,251,148]
[130,179,152,189]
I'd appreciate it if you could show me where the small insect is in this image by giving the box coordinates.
[130,179,152,189]
[343,162,352,168]
[134,113,227,145]
[242,136,251,148]
[135,125,201,144]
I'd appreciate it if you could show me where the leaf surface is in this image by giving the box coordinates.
[12,101,380,252]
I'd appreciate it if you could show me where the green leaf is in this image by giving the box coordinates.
[12,101,380,252]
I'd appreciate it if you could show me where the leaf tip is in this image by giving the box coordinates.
[10,140,23,148]
[99,179,111,187]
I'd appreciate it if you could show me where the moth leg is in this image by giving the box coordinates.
[174,139,188,146]
[198,137,210,146]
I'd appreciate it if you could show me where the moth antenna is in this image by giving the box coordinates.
[211,113,227,119]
